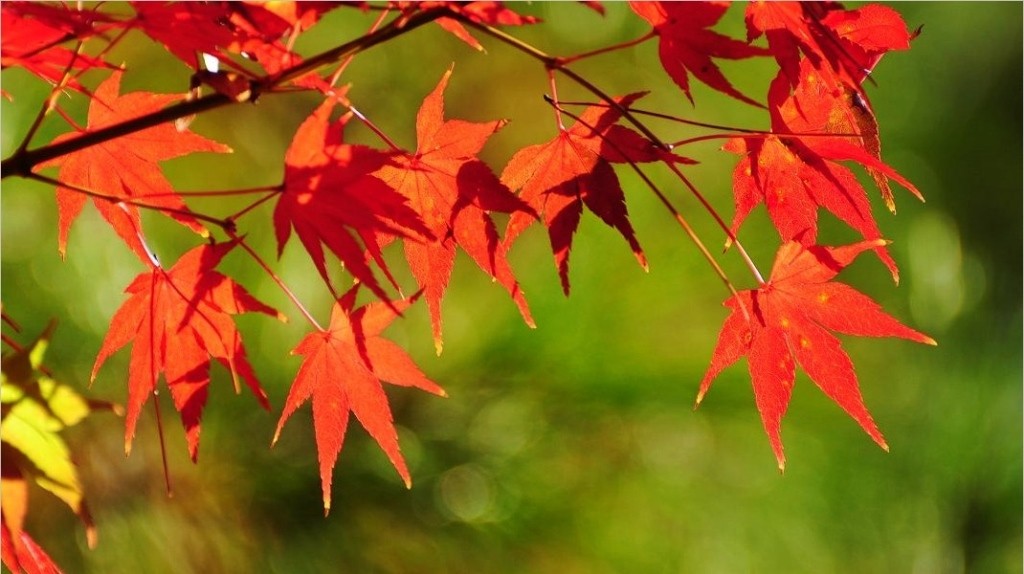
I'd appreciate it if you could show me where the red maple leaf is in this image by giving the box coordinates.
[218,2,343,80]
[91,241,284,461]
[0,4,114,92]
[819,4,915,83]
[129,2,239,71]
[745,2,913,90]
[769,57,921,214]
[39,70,230,262]
[725,59,923,281]
[501,93,661,295]
[273,288,445,514]
[630,1,769,106]
[698,239,935,470]
[273,97,431,303]
[373,68,535,353]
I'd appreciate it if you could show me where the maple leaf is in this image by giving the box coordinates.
[274,97,430,303]
[130,2,239,71]
[373,68,535,353]
[273,288,445,514]
[745,2,914,90]
[698,239,936,470]
[501,93,661,295]
[39,70,230,262]
[219,2,343,80]
[0,4,114,92]
[1,520,61,574]
[630,1,769,107]
[91,241,284,461]
[724,56,923,280]
[769,56,921,215]
[819,4,915,84]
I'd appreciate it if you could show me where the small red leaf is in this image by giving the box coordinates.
[374,68,535,353]
[631,1,768,106]
[91,241,283,461]
[502,93,658,295]
[273,288,444,514]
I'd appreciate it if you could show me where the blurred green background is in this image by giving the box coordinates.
[1,3,1020,573]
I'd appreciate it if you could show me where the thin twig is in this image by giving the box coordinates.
[27,173,235,231]
[459,18,670,151]
[229,232,324,332]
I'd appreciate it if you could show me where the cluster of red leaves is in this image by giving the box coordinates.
[1,2,935,568]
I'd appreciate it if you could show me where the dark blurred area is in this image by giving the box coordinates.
[1,3,1020,573]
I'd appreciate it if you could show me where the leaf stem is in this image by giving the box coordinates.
[147,271,173,497]
[459,18,670,151]
[556,30,657,66]
[227,191,279,222]
[16,41,89,156]
[348,106,403,152]
[548,71,565,131]
[27,173,235,231]
[328,7,393,87]
[175,185,283,197]
[229,233,324,332]
[662,162,765,285]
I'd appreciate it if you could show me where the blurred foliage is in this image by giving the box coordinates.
[1,3,1020,573]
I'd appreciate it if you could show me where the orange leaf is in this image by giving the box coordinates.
[374,68,535,353]
[91,241,283,461]
[39,70,230,262]
[273,288,445,514]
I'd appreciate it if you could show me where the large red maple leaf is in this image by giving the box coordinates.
[698,239,935,470]
[273,97,431,303]
[630,1,769,107]
[39,70,230,262]
[91,241,283,461]
[501,93,661,295]
[273,288,445,514]
[373,68,535,353]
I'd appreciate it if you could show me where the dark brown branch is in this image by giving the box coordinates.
[1,7,447,178]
